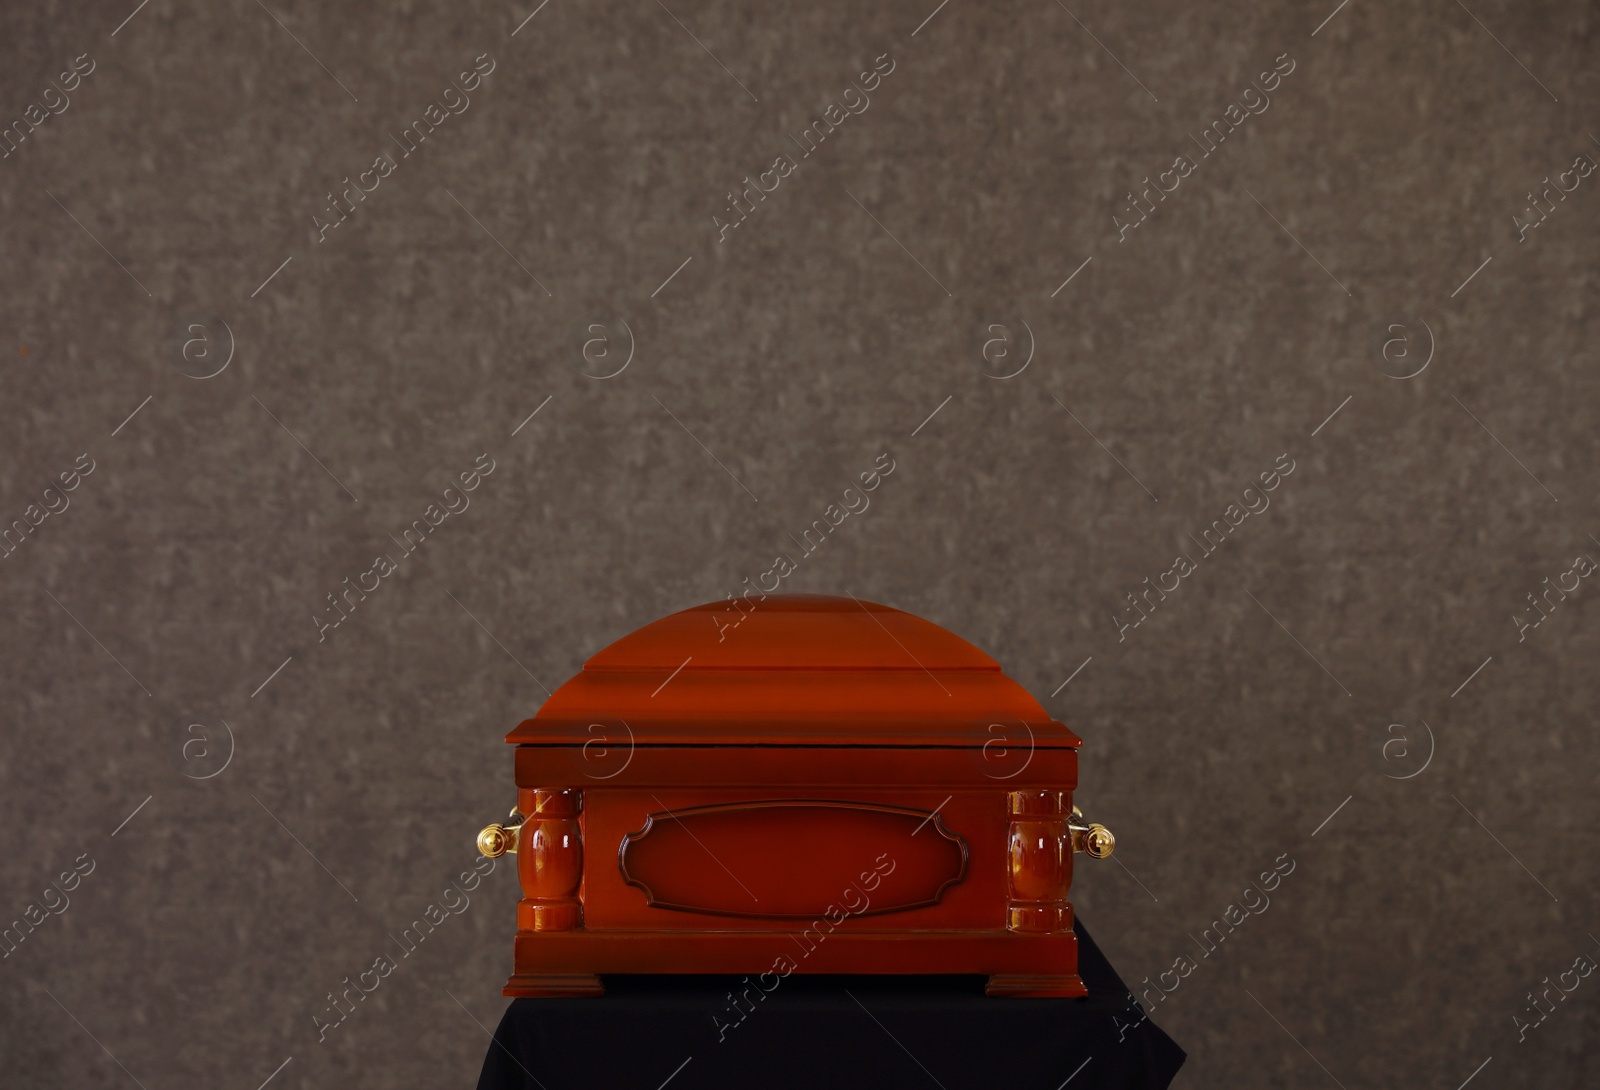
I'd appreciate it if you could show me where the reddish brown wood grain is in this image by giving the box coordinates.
[619,800,968,918]
[493,595,1090,998]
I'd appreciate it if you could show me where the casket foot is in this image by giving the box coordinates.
[984,973,1087,998]
[504,972,605,997]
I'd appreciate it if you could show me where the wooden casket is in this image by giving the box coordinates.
[476,594,1114,998]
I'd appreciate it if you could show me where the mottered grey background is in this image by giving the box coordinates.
[1,0,1596,1087]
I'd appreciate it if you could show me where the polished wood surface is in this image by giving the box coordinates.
[515,788,582,933]
[505,595,1081,748]
[619,800,968,918]
[494,595,1091,998]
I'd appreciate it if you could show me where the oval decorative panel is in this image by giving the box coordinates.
[619,800,968,919]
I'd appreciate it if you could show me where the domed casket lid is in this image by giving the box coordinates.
[507,594,1081,749]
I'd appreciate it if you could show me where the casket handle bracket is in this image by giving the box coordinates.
[477,808,525,858]
[1069,804,1115,859]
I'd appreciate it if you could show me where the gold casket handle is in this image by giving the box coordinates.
[1069,804,1115,859]
[477,808,524,858]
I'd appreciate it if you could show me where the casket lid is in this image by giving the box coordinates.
[507,595,1080,748]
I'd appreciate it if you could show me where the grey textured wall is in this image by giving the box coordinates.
[2,0,1596,1086]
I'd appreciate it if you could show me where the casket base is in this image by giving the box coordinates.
[505,928,1087,998]
[983,973,1088,997]
[504,972,605,998]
